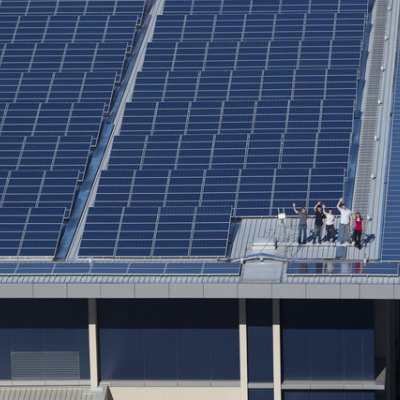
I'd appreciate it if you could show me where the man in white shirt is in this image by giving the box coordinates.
[336,197,352,245]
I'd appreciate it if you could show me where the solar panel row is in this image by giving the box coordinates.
[116,99,354,169]
[153,13,366,42]
[163,0,370,14]
[0,170,80,216]
[0,15,140,51]
[0,71,117,110]
[0,0,145,258]
[81,0,369,258]
[0,207,66,257]
[0,261,241,275]
[80,206,232,257]
[94,168,345,217]
[0,102,105,143]
[0,0,145,16]
[0,42,129,80]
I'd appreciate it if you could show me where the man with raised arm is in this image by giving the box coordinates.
[293,202,308,245]
[336,197,352,245]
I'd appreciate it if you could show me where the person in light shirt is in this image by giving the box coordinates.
[336,197,352,245]
[322,204,336,243]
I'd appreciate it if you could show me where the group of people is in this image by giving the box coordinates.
[292,198,364,249]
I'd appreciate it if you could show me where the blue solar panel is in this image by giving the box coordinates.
[80,205,232,258]
[0,0,145,17]
[0,0,146,260]
[0,0,371,262]
[0,261,241,276]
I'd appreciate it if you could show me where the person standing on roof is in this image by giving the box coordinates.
[322,205,336,243]
[312,201,326,244]
[336,197,352,245]
[353,212,364,249]
[293,203,308,245]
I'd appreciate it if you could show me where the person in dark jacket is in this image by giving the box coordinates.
[312,201,326,244]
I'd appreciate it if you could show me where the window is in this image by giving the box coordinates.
[0,299,89,380]
[98,299,240,381]
[281,300,374,380]
[247,300,273,383]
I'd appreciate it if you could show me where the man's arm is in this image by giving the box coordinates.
[313,201,320,212]
[336,197,342,211]
[292,202,299,214]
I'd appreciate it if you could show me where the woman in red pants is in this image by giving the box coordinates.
[353,212,364,249]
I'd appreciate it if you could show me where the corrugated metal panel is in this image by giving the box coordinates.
[281,274,400,285]
[0,387,102,400]
[0,275,240,284]
[11,352,79,381]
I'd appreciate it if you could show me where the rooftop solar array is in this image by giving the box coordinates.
[80,0,370,259]
[0,0,145,258]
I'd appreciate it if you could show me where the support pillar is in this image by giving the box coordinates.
[239,299,248,400]
[273,299,282,400]
[88,298,99,389]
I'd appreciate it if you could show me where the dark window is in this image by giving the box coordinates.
[282,300,375,380]
[248,388,274,400]
[247,300,273,383]
[0,299,89,380]
[283,391,375,400]
[98,299,240,381]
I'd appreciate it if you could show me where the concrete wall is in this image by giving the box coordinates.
[109,386,241,400]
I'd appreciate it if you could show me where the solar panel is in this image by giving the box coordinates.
[0,0,370,261]
[0,261,241,276]
[79,205,232,258]
[81,0,369,258]
[0,207,66,257]
[0,0,146,259]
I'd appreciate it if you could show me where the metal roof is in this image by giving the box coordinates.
[0,386,107,400]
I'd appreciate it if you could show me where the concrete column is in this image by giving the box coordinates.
[239,299,248,400]
[272,299,282,400]
[374,300,396,400]
[88,298,99,389]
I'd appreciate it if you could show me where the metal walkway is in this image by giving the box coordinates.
[352,0,400,259]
